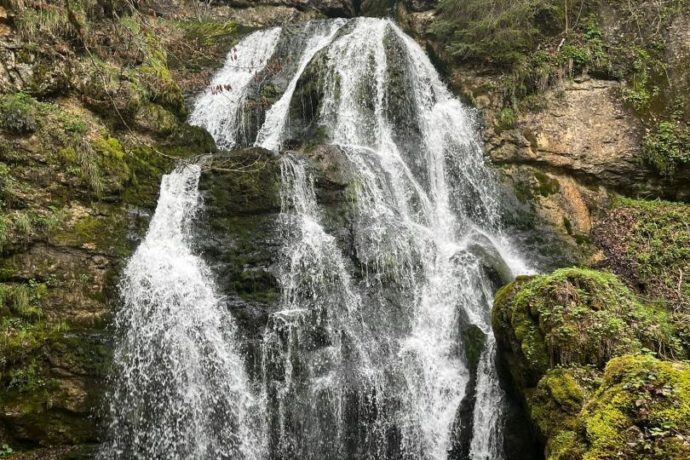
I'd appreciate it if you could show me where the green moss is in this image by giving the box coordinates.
[52,207,130,257]
[534,170,560,196]
[0,282,68,369]
[0,444,13,457]
[0,208,67,254]
[530,368,586,446]
[576,355,690,459]
[641,120,690,176]
[463,324,487,373]
[494,268,684,384]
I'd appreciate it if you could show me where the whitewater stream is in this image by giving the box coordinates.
[100,18,532,460]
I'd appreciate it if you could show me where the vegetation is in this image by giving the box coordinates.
[494,266,690,458]
[494,268,683,377]
[0,0,230,452]
[554,355,690,459]
[0,93,39,134]
[593,198,690,355]
[642,119,690,176]
[432,0,690,177]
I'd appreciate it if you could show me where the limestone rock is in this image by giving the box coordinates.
[489,80,647,192]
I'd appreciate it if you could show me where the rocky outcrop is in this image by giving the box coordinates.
[194,145,356,378]
[490,80,642,188]
[484,78,688,200]
[493,267,689,458]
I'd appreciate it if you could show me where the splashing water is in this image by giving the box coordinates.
[99,165,265,459]
[255,20,345,151]
[189,28,281,149]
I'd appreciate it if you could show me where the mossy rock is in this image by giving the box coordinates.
[200,148,281,216]
[554,355,690,460]
[493,268,684,390]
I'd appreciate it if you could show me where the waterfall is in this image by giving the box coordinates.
[105,16,533,460]
[189,28,281,150]
[99,165,265,459]
[255,20,346,151]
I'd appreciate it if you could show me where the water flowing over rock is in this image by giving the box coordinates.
[98,166,265,459]
[104,17,534,460]
[189,28,282,150]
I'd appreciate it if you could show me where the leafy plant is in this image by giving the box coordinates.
[0,444,13,457]
[0,92,38,134]
[642,121,690,176]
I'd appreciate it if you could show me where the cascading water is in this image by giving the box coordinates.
[99,165,265,459]
[189,28,281,150]
[103,16,533,460]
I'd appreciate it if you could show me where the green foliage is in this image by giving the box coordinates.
[498,107,517,131]
[0,281,67,370]
[0,93,38,134]
[181,19,238,49]
[433,0,567,67]
[0,444,12,457]
[14,2,74,41]
[0,208,66,254]
[594,198,690,359]
[642,120,690,176]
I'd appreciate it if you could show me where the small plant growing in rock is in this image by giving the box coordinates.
[0,92,38,134]
[642,120,690,176]
[0,444,13,457]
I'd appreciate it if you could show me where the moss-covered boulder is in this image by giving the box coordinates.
[552,355,690,460]
[493,266,690,459]
[493,268,682,389]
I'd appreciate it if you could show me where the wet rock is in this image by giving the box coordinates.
[195,148,283,376]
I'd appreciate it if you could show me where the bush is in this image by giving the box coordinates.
[0,93,38,134]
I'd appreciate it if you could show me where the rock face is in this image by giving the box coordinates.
[489,80,643,190]
[194,148,282,376]
[193,145,354,375]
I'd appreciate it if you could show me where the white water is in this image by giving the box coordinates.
[255,20,345,151]
[189,28,281,149]
[107,17,533,460]
[100,165,265,459]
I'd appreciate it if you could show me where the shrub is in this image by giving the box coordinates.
[0,93,38,134]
